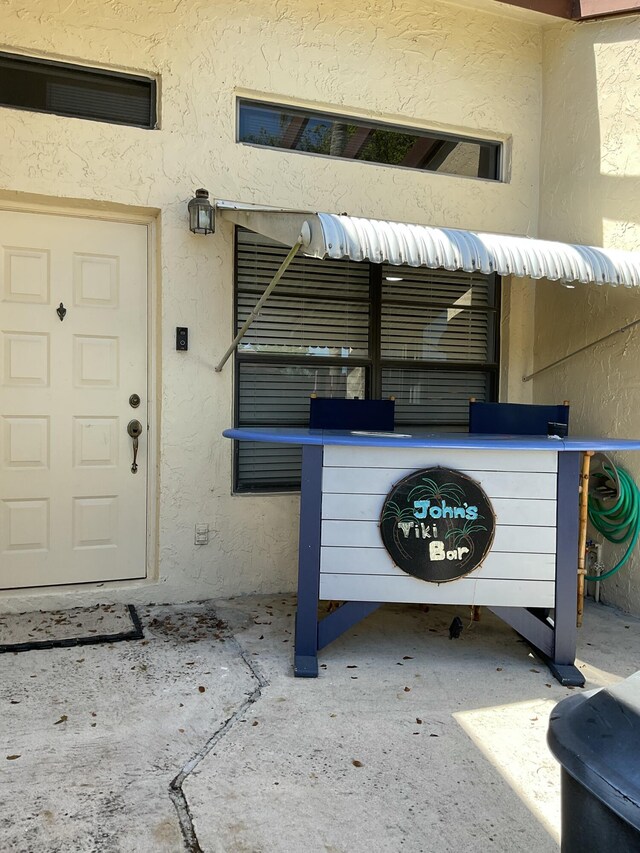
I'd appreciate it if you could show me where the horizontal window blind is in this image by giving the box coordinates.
[381,265,497,363]
[238,364,366,426]
[47,82,151,125]
[381,266,495,307]
[237,442,303,489]
[235,229,500,491]
[381,305,493,363]
[0,52,156,128]
[382,368,490,425]
[237,231,370,356]
[236,362,365,490]
[237,294,369,356]
[238,231,370,300]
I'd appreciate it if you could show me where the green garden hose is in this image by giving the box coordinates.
[586,464,640,581]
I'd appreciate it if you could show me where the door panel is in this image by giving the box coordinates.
[0,211,148,589]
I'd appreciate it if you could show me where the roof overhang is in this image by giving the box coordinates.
[218,200,640,287]
[493,0,640,19]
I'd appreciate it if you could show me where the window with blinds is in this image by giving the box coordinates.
[0,52,156,128]
[235,229,499,491]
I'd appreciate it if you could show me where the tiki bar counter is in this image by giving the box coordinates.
[224,405,640,687]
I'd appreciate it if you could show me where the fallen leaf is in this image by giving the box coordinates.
[404,687,411,692]
[252,720,259,727]
[545,683,552,688]
[496,667,503,672]
[54,715,68,725]
[6,755,20,760]
[352,760,363,768]
[198,686,206,693]
[403,656,413,660]
[529,668,540,674]
[9,700,19,705]
[346,665,357,669]
[430,733,439,738]
[416,718,422,724]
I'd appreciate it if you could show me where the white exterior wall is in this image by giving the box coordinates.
[534,15,640,613]
[0,0,543,610]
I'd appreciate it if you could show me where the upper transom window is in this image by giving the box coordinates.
[237,99,501,180]
[0,52,157,129]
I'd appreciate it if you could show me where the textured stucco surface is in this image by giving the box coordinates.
[534,16,640,613]
[0,0,544,610]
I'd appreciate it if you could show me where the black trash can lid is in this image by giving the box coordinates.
[548,671,640,831]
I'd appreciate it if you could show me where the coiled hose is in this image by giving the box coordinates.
[586,464,640,581]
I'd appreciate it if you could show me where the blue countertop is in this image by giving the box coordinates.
[223,427,640,452]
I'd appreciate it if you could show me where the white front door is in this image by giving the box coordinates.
[0,210,148,589]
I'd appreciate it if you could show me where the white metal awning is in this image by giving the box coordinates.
[218,200,640,287]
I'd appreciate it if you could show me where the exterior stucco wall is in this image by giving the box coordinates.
[534,16,640,612]
[0,0,542,610]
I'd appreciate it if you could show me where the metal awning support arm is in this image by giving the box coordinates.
[215,236,304,373]
[523,316,640,382]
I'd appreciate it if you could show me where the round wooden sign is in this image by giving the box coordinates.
[380,467,496,583]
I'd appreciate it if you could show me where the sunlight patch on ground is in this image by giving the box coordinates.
[454,698,560,845]
[575,658,624,688]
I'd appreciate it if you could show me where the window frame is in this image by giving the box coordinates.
[0,51,157,129]
[236,98,502,181]
[233,228,501,493]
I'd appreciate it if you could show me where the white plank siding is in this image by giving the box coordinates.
[322,467,557,499]
[319,573,555,607]
[322,493,557,527]
[321,520,556,553]
[320,548,556,581]
[323,445,558,473]
[319,445,559,608]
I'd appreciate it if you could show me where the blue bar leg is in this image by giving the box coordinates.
[294,444,323,677]
[549,451,585,687]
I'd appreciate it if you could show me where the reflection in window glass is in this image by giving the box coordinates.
[238,100,501,180]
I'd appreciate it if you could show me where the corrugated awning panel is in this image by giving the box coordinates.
[218,201,640,287]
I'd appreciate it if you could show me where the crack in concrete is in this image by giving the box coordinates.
[169,630,268,853]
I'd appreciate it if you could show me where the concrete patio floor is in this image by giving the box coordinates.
[1,596,639,853]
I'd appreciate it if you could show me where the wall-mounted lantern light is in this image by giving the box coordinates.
[188,188,215,234]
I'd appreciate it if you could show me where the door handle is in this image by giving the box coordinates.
[127,420,143,473]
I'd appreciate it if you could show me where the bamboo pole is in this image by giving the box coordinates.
[577,451,594,628]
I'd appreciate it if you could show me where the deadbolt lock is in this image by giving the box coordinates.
[129,393,141,408]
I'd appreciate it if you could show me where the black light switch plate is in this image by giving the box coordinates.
[176,327,188,351]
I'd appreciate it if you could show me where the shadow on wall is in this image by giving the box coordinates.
[532,16,640,613]
[539,17,640,248]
